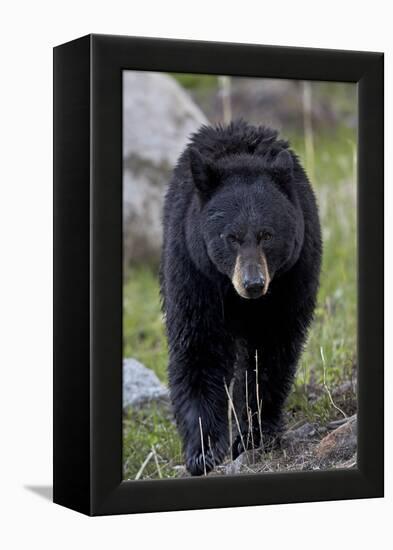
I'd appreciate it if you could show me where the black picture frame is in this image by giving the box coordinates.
[53,34,384,516]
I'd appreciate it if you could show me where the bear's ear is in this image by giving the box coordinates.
[189,148,219,198]
[268,149,294,182]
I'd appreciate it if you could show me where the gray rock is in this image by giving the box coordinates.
[281,423,320,450]
[123,358,169,409]
[223,453,248,476]
[222,449,264,476]
[316,415,357,462]
[123,71,208,264]
[327,413,356,430]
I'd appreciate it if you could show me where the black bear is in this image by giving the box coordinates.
[160,120,322,476]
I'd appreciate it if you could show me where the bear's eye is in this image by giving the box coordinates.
[227,234,242,245]
[257,231,273,243]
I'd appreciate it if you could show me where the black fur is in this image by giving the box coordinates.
[160,120,322,475]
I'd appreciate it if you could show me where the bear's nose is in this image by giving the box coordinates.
[243,273,265,298]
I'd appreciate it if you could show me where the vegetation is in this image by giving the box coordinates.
[170,73,218,91]
[123,126,357,480]
[123,403,181,479]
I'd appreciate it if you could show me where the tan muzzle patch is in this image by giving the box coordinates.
[260,252,271,294]
[231,252,270,299]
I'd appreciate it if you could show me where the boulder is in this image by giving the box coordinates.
[316,415,357,462]
[283,422,319,441]
[123,358,169,409]
[123,71,208,264]
[281,422,321,452]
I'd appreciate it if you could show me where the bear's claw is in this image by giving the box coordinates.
[232,428,281,460]
[186,445,226,476]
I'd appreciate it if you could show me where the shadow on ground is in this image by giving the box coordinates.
[24,485,52,501]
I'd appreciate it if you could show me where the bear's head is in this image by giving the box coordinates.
[189,147,305,299]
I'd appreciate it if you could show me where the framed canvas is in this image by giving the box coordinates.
[53,34,384,516]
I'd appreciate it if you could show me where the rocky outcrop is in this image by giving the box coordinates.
[217,415,357,476]
[123,358,169,409]
[123,71,208,264]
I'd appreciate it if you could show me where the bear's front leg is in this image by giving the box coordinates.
[162,247,236,475]
[232,293,315,459]
[169,343,235,476]
[232,342,298,459]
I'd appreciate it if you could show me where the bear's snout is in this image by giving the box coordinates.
[243,266,265,298]
[232,253,270,299]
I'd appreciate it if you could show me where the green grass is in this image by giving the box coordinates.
[169,73,218,91]
[123,126,357,478]
[123,404,182,480]
[123,269,168,382]
[290,128,357,382]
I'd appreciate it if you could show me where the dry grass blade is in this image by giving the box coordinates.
[135,450,154,480]
[224,380,247,458]
[219,75,232,124]
[207,435,216,469]
[198,416,207,476]
[320,346,347,419]
[151,445,162,479]
[302,80,315,182]
[245,370,255,457]
[255,350,264,449]
[227,377,235,460]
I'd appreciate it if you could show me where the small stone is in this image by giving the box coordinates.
[123,358,169,409]
[283,422,318,441]
[327,414,356,430]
